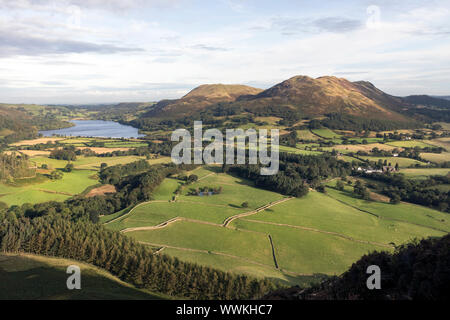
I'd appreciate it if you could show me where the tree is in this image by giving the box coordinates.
[187,174,198,183]
[336,180,345,191]
[100,163,108,170]
[50,170,63,180]
[64,163,74,172]
[390,194,401,204]
[241,201,249,208]
[316,185,326,193]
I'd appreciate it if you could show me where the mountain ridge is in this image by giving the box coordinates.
[146,75,411,121]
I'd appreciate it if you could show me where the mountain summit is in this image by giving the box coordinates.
[242,75,408,120]
[148,84,262,117]
[147,75,410,121]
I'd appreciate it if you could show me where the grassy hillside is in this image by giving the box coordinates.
[0,253,164,300]
[239,76,410,121]
[147,84,263,118]
[0,169,98,206]
[105,166,448,285]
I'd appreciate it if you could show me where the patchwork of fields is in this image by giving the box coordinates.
[105,166,449,285]
[2,129,450,287]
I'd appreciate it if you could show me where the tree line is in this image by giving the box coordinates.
[0,213,274,299]
[355,172,450,212]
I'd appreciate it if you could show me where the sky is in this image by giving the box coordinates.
[0,0,449,104]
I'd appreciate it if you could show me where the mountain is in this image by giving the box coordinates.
[404,95,450,109]
[145,76,411,122]
[240,76,409,121]
[145,84,263,118]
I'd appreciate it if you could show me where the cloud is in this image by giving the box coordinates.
[272,16,363,35]
[0,0,181,12]
[314,17,363,33]
[190,44,230,51]
[0,31,144,57]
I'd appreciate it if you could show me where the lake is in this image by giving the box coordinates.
[39,120,145,139]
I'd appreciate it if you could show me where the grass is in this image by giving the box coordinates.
[238,191,445,245]
[0,170,98,206]
[425,138,450,151]
[400,168,450,179]
[387,140,435,148]
[160,247,326,286]
[107,201,244,231]
[105,165,449,283]
[233,219,380,275]
[0,253,163,300]
[279,145,322,155]
[30,155,147,170]
[420,152,450,164]
[296,130,319,140]
[151,178,181,201]
[177,170,285,209]
[128,220,275,267]
[360,156,426,167]
[348,137,385,144]
[325,186,450,233]
[311,128,341,139]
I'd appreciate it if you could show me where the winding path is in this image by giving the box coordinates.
[223,197,294,227]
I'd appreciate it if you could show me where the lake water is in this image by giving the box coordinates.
[39,120,145,139]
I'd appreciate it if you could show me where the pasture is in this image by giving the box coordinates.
[30,155,149,170]
[296,130,320,140]
[106,165,449,284]
[0,169,98,206]
[360,156,426,167]
[0,253,163,300]
[279,145,322,155]
[386,140,435,148]
[400,168,450,179]
[311,128,341,139]
[420,152,450,164]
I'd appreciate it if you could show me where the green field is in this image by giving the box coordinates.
[105,165,449,284]
[311,128,341,139]
[401,168,450,179]
[420,152,450,164]
[325,186,450,233]
[386,140,435,148]
[0,254,163,300]
[296,130,320,140]
[30,155,149,170]
[279,145,322,155]
[360,156,426,167]
[0,169,98,206]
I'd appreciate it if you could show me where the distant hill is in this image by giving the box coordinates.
[404,95,450,109]
[145,84,263,118]
[240,76,409,121]
[146,76,411,122]
[0,104,73,144]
